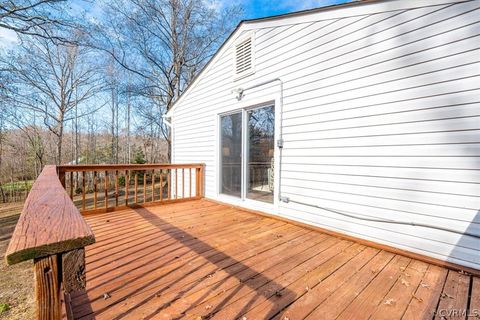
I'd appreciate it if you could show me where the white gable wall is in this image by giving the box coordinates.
[170,0,480,270]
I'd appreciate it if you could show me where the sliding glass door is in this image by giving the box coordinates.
[220,105,275,204]
[246,106,275,203]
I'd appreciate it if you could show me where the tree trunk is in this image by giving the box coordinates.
[56,120,64,166]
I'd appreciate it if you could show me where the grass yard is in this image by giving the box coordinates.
[0,181,33,193]
[0,202,34,320]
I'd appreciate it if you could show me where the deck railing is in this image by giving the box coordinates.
[5,165,96,320]
[5,163,205,320]
[57,163,205,214]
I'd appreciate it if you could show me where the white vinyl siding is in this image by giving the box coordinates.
[171,0,480,270]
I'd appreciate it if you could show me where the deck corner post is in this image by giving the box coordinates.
[200,164,205,198]
[34,254,62,320]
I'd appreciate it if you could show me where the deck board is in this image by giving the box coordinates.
[70,199,479,320]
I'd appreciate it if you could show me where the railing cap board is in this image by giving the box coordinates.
[57,163,205,172]
[6,165,95,265]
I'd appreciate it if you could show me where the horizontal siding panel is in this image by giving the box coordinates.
[283,89,480,123]
[277,204,480,268]
[282,115,480,139]
[254,6,431,74]
[282,164,480,184]
[280,191,480,254]
[281,182,480,225]
[282,75,480,117]
[284,129,480,147]
[280,170,480,209]
[254,2,480,80]
[277,30,480,104]
[281,156,480,170]
[282,52,480,110]
[282,64,480,108]
[255,24,307,51]
[282,43,480,103]
[283,99,480,131]
[281,143,480,157]
[280,171,480,197]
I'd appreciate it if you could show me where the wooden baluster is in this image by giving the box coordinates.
[115,170,119,207]
[167,169,171,200]
[175,169,178,199]
[182,168,185,199]
[189,168,192,198]
[134,174,138,203]
[69,171,74,200]
[159,172,163,202]
[82,171,86,211]
[125,170,129,205]
[151,171,155,202]
[104,171,108,210]
[143,172,147,203]
[195,168,200,197]
[93,171,98,209]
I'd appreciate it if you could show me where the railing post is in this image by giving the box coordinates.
[34,254,62,320]
[200,164,205,197]
[58,170,66,189]
[33,248,87,320]
[196,164,205,198]
[7,165,95,320]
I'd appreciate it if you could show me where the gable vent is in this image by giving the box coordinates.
[235,37,252,75]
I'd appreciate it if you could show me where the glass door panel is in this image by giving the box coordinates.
[220,112,242,197]
[246,105,274,203]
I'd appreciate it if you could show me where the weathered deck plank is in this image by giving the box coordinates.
[434,270,471,320]
[71,199,479,320]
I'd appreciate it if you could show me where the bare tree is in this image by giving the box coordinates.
[0,111,6,202]
[2,107,46,174]
[1,34,105,164]
[90,0,241,160]
[0,0,72,41]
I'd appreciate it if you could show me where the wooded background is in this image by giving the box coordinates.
[0,0,241,202]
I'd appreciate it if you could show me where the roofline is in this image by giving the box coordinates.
[167,0,385,117]
[240,0,382,24]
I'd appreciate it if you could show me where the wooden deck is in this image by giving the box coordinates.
[70,199,479,320]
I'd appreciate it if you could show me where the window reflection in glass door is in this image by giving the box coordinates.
[246,105,274,203]
[220,112,242,197]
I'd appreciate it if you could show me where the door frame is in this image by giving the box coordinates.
[216,93,281,214]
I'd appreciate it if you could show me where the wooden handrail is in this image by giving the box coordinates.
[6,165,95,264]
[58,163,205,214]
[5,165,96,320]
[57,163,203,172]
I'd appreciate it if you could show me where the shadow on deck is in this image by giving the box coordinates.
[70,199,479,320]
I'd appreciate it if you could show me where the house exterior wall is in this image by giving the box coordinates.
[170,0,480,270]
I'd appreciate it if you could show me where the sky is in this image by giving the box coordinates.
[0,0,352,48]
[240,0,353,19]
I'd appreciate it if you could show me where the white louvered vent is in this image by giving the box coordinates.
[235,37,252,76]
